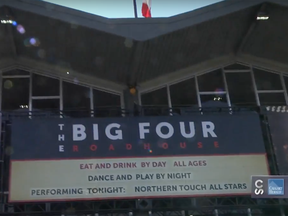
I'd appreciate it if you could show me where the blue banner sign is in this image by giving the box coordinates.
[11,114,266,160]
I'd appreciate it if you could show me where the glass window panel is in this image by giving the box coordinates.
[32,73,59,96]
[200,94,228,107]
[226,73,256,106]
[32,99,59,110]
[141,87,169,116]
[253,69,283,90]
[2,70,30,76]
[197,69,225,92]
[170,78,197,107]
[224,64,250,70]
[32,99,60,117]
[93,89,121,107]
[93,89,121,117]
[259,93,286,106]
[2,78,29,110]
[63,82,91,117]
[141,87,168,106]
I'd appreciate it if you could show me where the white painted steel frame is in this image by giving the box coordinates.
[59,78,63,118]
[166,84,172,109]
[139,57,235,93]
[280,73,288,105]
[90,87,94,117]
[0,69,124,114]
[0,74,2,114]
[222,68,231,107]
[31,96,60,100]
[2,75,30,78]
[195,76,201,107]
[251,66,287,105]
[250,67,261,106]
[1,61,288,111]
[198,91,226,95]
[224,70,250,73]
[28,72,32,117]
[140,62,288,107]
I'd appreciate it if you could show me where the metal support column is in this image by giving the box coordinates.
[280,73,288,105]
[90,87,94,117]
[28,71,32,118]
[166,84,172,115]
[247,208,252,216]
[250,66,260,106]
[221,68,231,107]
[195,76,201,107]
[59,78,63,117]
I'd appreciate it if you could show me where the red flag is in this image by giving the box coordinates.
[142,0,151,18]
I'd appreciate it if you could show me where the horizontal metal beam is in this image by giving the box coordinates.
[31,96,60,100]
[257,90,284,93]
[224,69,251,73]
[2,75,29,78]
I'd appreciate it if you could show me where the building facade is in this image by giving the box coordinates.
[0,0,288,215]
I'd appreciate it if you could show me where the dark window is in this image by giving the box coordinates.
[32,99,59,110]
[259,93,286,105]
[63,82,90,117]
[93,89,121,117]
[141,87,168,106]
[32,74,59,96]
[141,87,169,116]
[224,63,250,70]
[169,78,197,107]
[2,70,30,76]
[226,73,256,106]
[253,69,283,90]
[197,69,225,92]
[32,99,60,116]
[2,78,29,110]
[93,89,121,107]
[200,94,228,107]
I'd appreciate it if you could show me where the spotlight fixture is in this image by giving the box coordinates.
[1,8,16,25]
[1,19,13,24]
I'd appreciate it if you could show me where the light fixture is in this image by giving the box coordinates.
[213,97,222,101]
[129,87,136,95]
[66,71,69,74]
[1,19,13,24]
[257,12,269,20]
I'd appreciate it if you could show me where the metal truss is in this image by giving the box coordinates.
[0,196,285,215]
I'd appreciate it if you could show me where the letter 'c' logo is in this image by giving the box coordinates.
[254,179,264,195]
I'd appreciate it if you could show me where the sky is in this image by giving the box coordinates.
[42,0,223,18]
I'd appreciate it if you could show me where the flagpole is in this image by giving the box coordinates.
[133,0,138,18]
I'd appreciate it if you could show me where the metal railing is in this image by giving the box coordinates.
[0,105,264,119]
